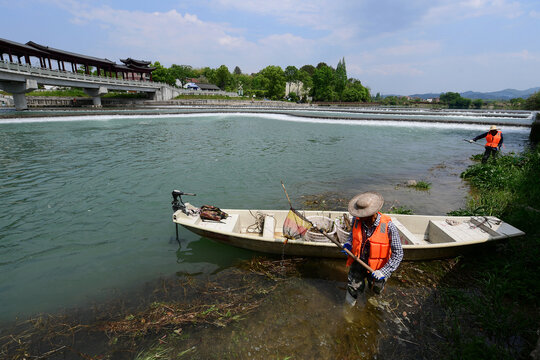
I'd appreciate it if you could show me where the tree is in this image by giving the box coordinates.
[169,64,195,87]
[440,92,471,109]
[345,78,370,102]
[311,65,336,101]
[233,66,242,75]
[288,92,299,102]
[510,97,524,109]
[151,62,175,85]
[299,64,316,76]
[335,57,347,99]
[200,67,216,84]
[214,65,230,90]
[297,70,312,99]
[316,62,330,70]
[439,92,461,104]
[342,87,362,102]
[284,65,299,84]
[472,99,483,109]
[258,65,286,99]
[524,91,540,110]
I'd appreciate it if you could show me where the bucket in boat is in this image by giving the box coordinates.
[305,216,336,242]
[334,214,352,244]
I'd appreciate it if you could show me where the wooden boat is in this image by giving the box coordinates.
[172,202,525,261]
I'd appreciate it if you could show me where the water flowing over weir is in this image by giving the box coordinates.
[0,108,532,333]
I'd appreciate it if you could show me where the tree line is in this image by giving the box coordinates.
[438,91,540,110]
[150,58,371,103]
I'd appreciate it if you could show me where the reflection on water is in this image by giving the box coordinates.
[175,237,257,275]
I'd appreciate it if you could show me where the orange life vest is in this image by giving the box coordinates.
[485,131,502,148]
[347,213,392,269]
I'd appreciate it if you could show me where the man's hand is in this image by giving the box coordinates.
[341,242,352,254]
[468,139,474,143]
[372,270,385,280]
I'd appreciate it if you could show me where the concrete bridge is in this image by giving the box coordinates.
[0,60,182,110]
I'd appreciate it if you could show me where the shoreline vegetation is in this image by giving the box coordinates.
[437,146,540,359]
[1,146,538,359]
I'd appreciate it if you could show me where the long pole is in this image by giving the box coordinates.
[280,181,293,208]
[463,139,484,147]
[280,181,374,273]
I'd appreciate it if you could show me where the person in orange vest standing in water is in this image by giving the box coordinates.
[469,125,503,164]
[343,192,403,306]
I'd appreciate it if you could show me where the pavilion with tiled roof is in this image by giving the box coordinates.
[0,38,155,81]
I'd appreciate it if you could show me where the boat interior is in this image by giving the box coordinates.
[175,206,518,245]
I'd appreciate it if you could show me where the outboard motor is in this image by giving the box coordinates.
[172,190,196,213]
[172,190,196,244]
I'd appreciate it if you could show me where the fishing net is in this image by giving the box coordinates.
[199,205,228,221]
[282,208,313,240]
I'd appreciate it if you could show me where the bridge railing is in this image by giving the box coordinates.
[0,60,169,89]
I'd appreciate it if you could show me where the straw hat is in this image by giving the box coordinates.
[348,192,384,218]
[489,125,499,131]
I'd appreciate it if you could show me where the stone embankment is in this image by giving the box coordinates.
[148,98,312,108]
[20,96,312,109]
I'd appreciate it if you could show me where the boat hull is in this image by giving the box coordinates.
[173,208,525,261]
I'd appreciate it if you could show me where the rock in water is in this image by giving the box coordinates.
[406,180,417,187]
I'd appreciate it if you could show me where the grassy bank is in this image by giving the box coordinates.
[436,146,540,359]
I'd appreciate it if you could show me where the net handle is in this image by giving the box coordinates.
[281,181,374,273]
[281,180,293,208]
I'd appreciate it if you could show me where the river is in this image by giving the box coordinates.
[0,108,533,357]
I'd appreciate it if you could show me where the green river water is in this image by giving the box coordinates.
[0,109,532,358]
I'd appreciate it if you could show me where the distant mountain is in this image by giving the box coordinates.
[408,87,540,100]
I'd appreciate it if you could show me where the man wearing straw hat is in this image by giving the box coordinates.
[468,125,504,164]
[343,192,403,306]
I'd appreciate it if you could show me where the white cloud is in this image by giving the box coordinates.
[530,10,540,19]
[376,41,441,57]
[421,0,524,24]
[212,0,332,29]
[365,63,424,77]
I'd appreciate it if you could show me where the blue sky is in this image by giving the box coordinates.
[1,0,539,95]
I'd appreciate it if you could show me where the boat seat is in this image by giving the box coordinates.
[428,219,492,243]
[262,214,276,238]
[390,217,425,245]
[200,213,239,233]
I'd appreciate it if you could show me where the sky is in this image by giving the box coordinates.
[1,0,539,95]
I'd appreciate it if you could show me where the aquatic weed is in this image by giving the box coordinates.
[406,181,431,191]
[388,205,414,215]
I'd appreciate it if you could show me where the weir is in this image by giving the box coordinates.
[530,112,539,144]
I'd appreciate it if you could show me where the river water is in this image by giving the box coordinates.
[0,108,532,329]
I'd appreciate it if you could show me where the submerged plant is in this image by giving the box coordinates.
[387,205,414,215]
[407,180,431,191]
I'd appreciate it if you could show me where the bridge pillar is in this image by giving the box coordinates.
[83,86,108,107]
[152,86,176,101]
[0,79,38,110]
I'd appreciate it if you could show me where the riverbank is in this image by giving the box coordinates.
[439,146,540,359]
